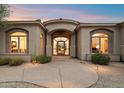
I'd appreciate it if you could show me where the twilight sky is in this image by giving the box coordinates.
[7,4,124,23]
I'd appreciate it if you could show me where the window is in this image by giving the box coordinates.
[92,33,108,54]
[10,32,27,53]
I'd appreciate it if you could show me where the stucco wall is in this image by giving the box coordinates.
[45,22,77,33]
[70,32,76,57]
[35,25,45,56]
[0,29,5,54]
[0,20,123,62]
[77,27,90,60]
[46,34,52,56]
[77,26,121,61]
[0,23,45,57]
[120,26,124,61]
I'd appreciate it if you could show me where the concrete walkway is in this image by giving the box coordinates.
[0,59,98,88]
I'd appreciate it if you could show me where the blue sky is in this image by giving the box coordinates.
[8,4,124,23]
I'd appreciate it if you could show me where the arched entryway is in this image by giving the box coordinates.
[51,30,71,56]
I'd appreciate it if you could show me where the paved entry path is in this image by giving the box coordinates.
[0,59,98,88]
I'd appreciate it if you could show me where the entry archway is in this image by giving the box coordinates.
[51,30,71,56]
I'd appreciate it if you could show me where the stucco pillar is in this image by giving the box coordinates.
[44,31,47,56]
[120,26,124,61]
[77,28,90,60]
[75,31,78,57]
[112,28,120,55]
[46,34,52,56]
[70,32,76,57]
[0,29,5,54]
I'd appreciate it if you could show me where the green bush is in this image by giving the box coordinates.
[91,53,110,65]
[0,57,12,65]
[36,55,51,64]
[9,57,25,66]
[31,55,37,63]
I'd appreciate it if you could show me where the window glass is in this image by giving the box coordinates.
[11,32,26,36]
[92,33,108,54]
[101,37,108,53]
[11,37,19,53]
[10,32,27,53]
[20,37,27,53]
[92,38,100,53]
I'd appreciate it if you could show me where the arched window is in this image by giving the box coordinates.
[91,33,109,54]
[9,31,28,53]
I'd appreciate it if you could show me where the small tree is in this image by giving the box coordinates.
[0,4,10,29]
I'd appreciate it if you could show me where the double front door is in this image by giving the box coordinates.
[56,41,65,55]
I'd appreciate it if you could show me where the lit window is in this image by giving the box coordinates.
[40,33,43,39]
[92,33,108,54]
[10,32,27,53]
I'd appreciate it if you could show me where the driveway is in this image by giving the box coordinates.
[0,59,98,88]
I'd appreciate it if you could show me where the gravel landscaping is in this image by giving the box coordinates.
[87,62,124,88]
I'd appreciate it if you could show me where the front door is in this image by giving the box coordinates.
[53,37,69,56]
[57,41,65,55]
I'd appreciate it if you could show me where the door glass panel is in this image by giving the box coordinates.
[57,41,65,55]
[53,40,57,55]
[53,37,69,56]
[65,39,69,55]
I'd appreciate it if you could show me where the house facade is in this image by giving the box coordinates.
[0,19,124,62]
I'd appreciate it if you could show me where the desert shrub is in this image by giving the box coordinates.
[40,56,51,64]
[9,57,25,66]
[36,55,51,64]
[91,53,110,65]
[31,55,37,63]
[0,57,12,65]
